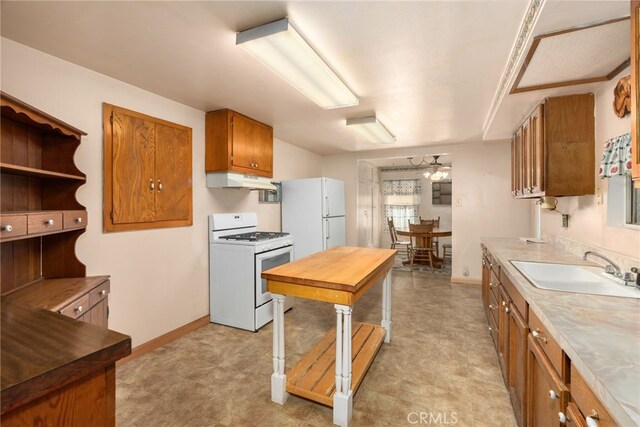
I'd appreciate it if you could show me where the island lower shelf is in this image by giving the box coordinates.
[286,322,386,407]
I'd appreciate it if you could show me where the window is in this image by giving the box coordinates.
[607,175,640,227]
[383,179,421,230]
[626,175,640,225]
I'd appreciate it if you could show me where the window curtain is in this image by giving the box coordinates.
[383,179,421,230]
[599,133,632,178]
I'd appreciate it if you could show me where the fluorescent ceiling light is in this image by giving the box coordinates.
[346,116,396,144]
[237,18,358,110]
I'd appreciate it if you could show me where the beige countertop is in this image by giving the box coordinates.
[481,237,640,426]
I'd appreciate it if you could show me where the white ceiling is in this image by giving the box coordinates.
[0,1,630,155]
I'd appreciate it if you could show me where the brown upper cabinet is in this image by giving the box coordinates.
[205,109,273,178]
[103,104,193,232]
[632,1,640,187]
[511,94,595,198]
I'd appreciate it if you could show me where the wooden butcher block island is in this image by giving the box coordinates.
[262,246,396,427]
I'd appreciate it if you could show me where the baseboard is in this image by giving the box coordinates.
[450,276,482,285]
[117,315,210,366]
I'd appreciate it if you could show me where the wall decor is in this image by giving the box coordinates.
[613,75,631,118]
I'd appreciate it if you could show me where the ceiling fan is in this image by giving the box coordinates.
[406,155,452,181]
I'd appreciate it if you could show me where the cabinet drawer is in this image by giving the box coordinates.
[89,280,110,306]
[0,214,27,238]
[501,270,527,321]
[27,212,63,234]
[529,308,565,377]
[487,306,498,348]
[570,365,617,427]
[488,288,499,327]
[63,210,87,230]
[59,293,90,319]
[490,269,501,301]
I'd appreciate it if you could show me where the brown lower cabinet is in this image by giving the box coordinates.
[508,300,528,426]
[480,245,620,427]
[527,334,569,426]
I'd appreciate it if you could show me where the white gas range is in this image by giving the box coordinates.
[209,213,294,331]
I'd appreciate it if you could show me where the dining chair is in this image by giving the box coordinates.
[420,216,441,255]
[442,243,452,263]
[388,218,412,259]
[408,223,435,271]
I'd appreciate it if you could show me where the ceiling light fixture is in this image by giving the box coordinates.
[236,18,359,110]
[346,116,396,144]
[407,155,451,181]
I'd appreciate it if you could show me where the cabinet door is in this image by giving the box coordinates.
[527,335,568,427]
[511,135,518,196]
[481,255,491,322]
[497,285,510,385]
[514,127,523,196]
[111,111,156,224]
[508,304,528,426]
[530,104,545,194]
[253,121,273,175]
[155,124,192,222]
[632,1,639,185]
[564,402,588,427]
[522,118,532,195]
[231,113,256,171]
[104,104,193,232]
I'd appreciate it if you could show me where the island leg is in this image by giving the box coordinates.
[271,294,288,405]
[333,304,353,427]
[381,270,392,343]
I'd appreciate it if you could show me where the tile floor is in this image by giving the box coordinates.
[116,270,516,426]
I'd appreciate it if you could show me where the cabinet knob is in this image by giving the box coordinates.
[586,412,600,427]
[158,180,163,191]
[75,217,83,224]
[2,225,12,232]
[100,289,107,296]
[488,326,493,332]
[558,412,567,424]
[548,389,558,400]
[150,179,155,190]
[76,305,83,313]
[45,219,54,226]
[504,307,510,313]
[532,329,548,343]
[489,304,497,310]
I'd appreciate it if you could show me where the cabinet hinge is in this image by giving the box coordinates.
[110,211,114,221]
[110,113,114,124]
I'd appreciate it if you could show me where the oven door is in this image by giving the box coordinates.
[255,245,293,307]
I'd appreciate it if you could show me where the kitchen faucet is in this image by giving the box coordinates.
[583,251,622,277]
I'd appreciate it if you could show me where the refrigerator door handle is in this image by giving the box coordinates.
[326,218,330,239]
[325,193,330,217]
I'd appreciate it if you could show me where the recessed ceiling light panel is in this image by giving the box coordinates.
[346,116,396,144]
[237,18,358,110]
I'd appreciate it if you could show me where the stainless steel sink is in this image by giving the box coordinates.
[510,260,640,299]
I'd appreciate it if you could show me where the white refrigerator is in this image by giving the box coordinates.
[281,177,346,259]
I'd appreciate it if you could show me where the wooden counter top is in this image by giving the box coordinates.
[1,300,131,414]
[4,276,110,311]
[262,246,397,306]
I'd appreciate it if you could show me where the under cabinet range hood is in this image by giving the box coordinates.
[206,172,277,191]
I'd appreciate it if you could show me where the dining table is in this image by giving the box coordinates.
[396,229,452,268]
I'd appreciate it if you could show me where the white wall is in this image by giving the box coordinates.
[323,141,531,280]
[539,68,640,259]
[1,38,323,346]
